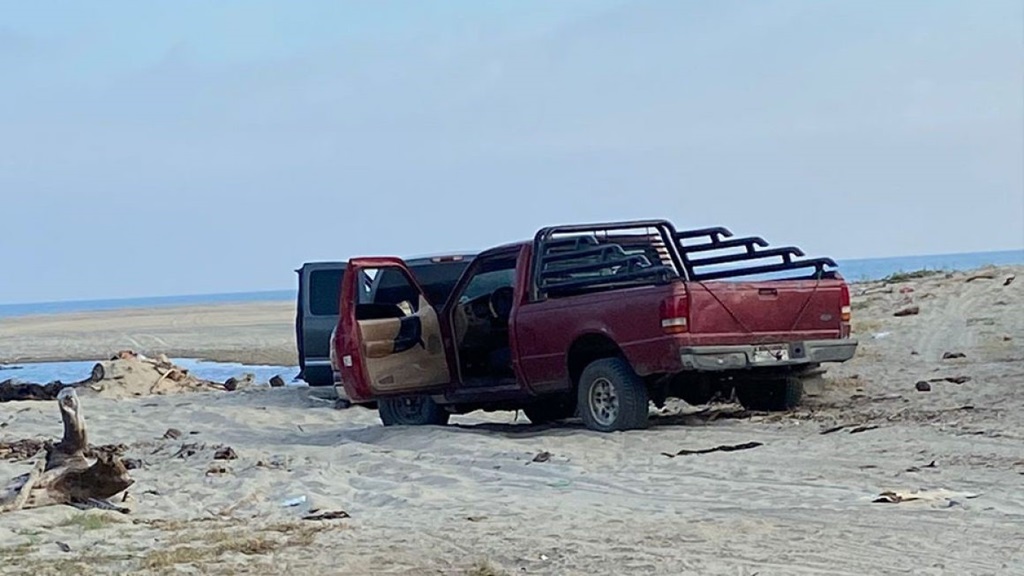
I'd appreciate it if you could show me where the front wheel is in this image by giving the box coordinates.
[577,357,649,432]
[379,395,451,426]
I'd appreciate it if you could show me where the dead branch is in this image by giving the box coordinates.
[0,388,134,514]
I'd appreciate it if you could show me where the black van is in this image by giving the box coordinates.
[295,254,475,386]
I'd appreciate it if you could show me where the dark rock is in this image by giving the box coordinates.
[123,458,143,470]
[894,306,920,317]
[942,352,967,360]
[945,376,971,384]
[269,375,286,388]
[531,451,552,463]
[162,428,183,440]
[214,446,237,460]
[915,381,932,392]
[223,377,239,392]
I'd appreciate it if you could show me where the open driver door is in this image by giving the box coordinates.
[336,257,451,400]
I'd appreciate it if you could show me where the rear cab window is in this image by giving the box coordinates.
[308,268,345,316]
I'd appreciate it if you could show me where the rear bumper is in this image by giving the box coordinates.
[679,338,858,371]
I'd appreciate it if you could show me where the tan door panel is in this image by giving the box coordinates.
[358,318,401,359]
[362,295,450,394]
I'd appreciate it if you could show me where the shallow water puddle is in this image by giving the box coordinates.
[0,358,300,386]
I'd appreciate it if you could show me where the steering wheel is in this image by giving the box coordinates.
[487,286,515,321]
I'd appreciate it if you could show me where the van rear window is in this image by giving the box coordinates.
[309,269,344,316]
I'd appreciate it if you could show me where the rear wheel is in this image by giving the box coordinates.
[735,376,803,411]
[577,357,649,432]
[379,395,450,426]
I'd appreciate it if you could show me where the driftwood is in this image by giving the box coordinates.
[0,388,134,513]
[0,380,68,402]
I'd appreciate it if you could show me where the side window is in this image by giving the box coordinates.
[308,269,344,316]
[457,257,517,303]
[355,267,420,317]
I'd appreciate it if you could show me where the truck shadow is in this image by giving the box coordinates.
[444,404,757,437]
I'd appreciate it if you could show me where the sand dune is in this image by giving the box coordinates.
[0,266,1022,575]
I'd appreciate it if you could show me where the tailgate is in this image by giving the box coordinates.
[686,278,847,344]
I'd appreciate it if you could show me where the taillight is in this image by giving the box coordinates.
[840,284,851,322]
[660,296,689,334]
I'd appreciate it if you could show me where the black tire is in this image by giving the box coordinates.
[522,396,577,424]
[577,357,649,432]
[378,395,451,426]
[735,376,803,411]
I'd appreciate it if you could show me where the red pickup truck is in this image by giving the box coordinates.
[332,220,857,432]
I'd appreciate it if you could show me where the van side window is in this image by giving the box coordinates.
[309,269,344,316]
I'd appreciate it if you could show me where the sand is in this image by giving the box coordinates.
[0,266,1022,575]
[0,301,297,366]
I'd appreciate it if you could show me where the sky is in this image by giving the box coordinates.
[1,0,1022,303]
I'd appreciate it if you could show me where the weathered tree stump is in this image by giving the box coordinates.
[0,388,134,513]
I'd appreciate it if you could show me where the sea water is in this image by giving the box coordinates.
[0,358,299,386]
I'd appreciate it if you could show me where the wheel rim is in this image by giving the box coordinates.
[396,396,424,421]
[588,377,618,426]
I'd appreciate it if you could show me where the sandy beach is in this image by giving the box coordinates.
[0,301,298,367]
[1,266,1022,575]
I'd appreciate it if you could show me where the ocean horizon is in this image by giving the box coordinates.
[2,248,1021,319]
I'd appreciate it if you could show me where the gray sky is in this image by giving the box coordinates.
[2,0,1022,303]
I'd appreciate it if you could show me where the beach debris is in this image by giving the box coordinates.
[915,381,932,392]
[0,438,46,461]
[531,451,552,463]
[871,332,891,340]
[821,424,881,435]
[942,352,967,360]
[213,446,237,460]
[905,461,938,473]
[302,509,350,521]
[0,388,134,514]
[206,464,229,476]
[1004,275,1016,286]
[894,306,920,317]
[162,428,183,440]
[281,495,307,508]
[223,373,254,391]
[269,375,286,388]
[872,489,980,505]
[945,376,972,385]
[0,380,69,403]
[661,441,763,458]
[965,274,996,283]
[122,458,143,470]
[172,443,201,459]
[55,541,72,553]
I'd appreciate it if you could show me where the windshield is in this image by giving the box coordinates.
[373,260,470,306]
